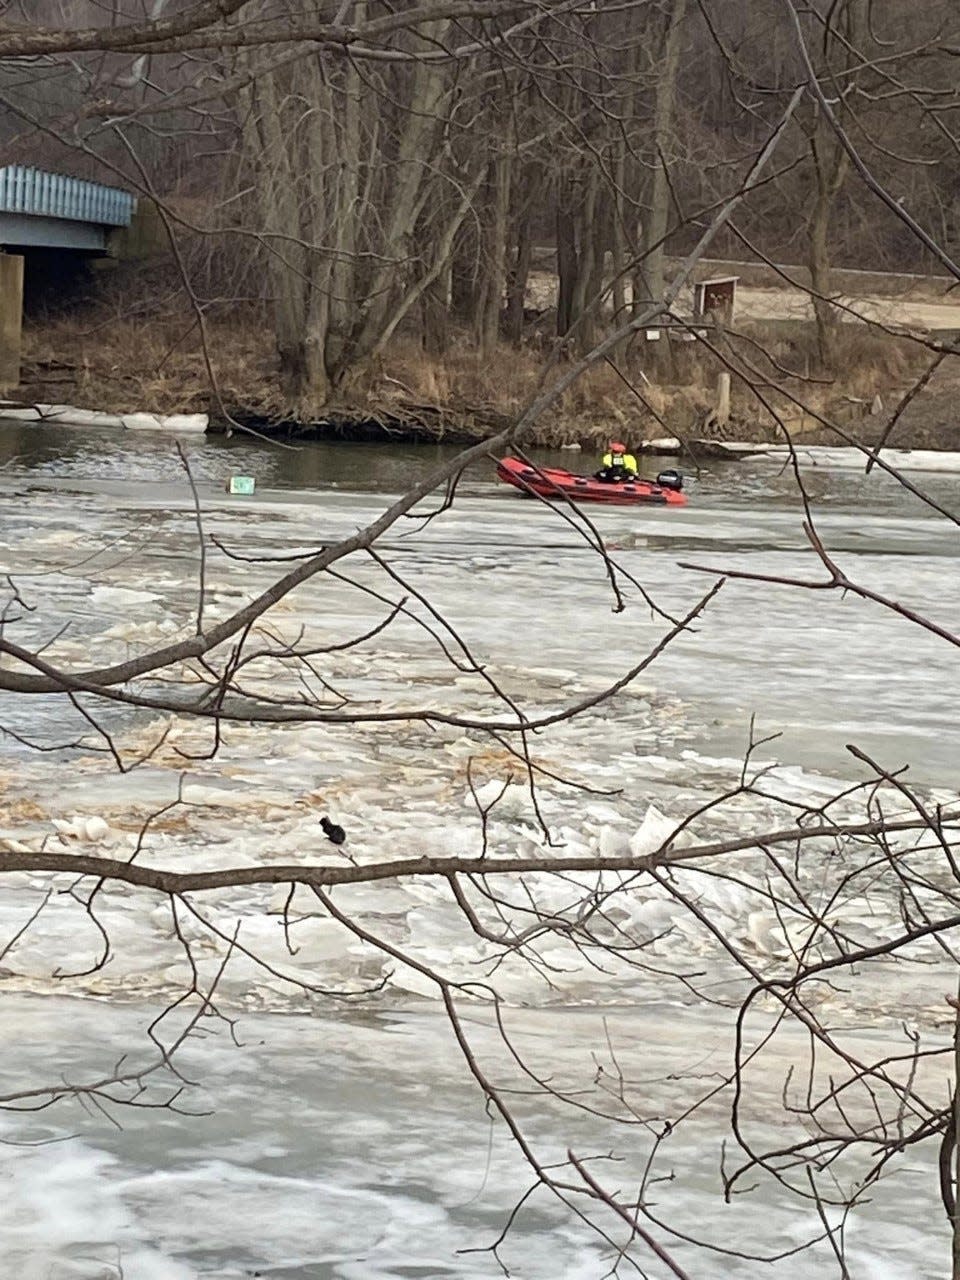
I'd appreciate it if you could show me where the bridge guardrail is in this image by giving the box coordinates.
[0,166,135,227]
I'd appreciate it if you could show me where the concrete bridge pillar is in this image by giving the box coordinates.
[105,199,166,261]
[0,253,23,391]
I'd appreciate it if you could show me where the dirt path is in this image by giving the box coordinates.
[736,285,960,330]
[526,271,960,332]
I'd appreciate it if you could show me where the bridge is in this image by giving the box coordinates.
[0,166,137,390]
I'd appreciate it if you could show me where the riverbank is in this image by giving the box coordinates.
[17,296,960,450]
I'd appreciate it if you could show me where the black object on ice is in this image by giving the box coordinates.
[320,816,346,845]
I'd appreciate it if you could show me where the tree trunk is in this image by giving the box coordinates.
[807,125,851,371]
[420,261,450,356]
[556,188,578,339]
[804,0,861,371]
[451,221,479,322]
[643,0,687,309]
[284,336,331,418]
[478,144,513,355]
[347,26,452,365]
[241,62,322,413]
[808,185,838,369]
[367,164,484,362]
[610,150,628,324]
[504,195,535,347]
[326,4,364,375]
[570,173,600,351]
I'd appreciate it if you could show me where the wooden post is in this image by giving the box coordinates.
[0,254,23,392]
[715,371,730,428]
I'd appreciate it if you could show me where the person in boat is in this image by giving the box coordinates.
[596,441,638,483]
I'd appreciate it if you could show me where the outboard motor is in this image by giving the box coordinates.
[655,468,684,492]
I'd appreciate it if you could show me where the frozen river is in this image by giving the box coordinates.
[0,424,958,1278]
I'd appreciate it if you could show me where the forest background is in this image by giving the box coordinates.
[3,0,960,445]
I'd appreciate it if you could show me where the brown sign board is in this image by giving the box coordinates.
[694,276,739,321]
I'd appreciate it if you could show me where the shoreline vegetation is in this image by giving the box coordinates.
[15,255,960,453]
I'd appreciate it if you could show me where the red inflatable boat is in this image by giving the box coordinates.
[496,456,687,506]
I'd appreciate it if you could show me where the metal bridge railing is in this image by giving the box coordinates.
[0,166,135,227]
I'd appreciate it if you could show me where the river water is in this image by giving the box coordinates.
[0,422,958,1278]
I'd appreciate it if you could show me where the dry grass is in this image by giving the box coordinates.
[376,335,710,444]
[720,320,931,441]
[739,319,919,393]
[374,337,546,413]
[17,287,942,447]
[22,306,277,417]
